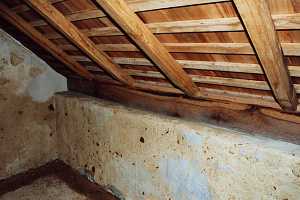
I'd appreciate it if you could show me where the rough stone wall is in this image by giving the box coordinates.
[56,93,300,200]
[0,29,67,179]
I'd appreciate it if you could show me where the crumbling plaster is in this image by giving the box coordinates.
[0,29,67,179]
[56,93,300,200]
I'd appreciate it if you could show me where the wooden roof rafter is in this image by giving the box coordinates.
[23,0,134,86]
[0,2,94,80]
[94,0,200,97]
[1,0,300,114]
[233,0,298,111]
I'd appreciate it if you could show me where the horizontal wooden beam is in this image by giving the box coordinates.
[24,0,134,86]
[87,65,300,93]
[11,0,63,12]
[60,42,300,56]
[95,0,199,97]
[125,69,270,91]
[71,55,300,77]
[43,13,300,39]
[234,0,297,111]
[14,0,229,18]
[0,2,94,80]
[68,78,300,144]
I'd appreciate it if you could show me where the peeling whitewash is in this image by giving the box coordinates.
[0,29,67,179]
[56,93,300,200]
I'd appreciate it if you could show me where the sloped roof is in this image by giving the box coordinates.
[0,0,300,131]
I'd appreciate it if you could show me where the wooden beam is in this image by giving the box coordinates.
[95,0,199,97]
[69,78,300,144]
[12,0,64,13]
[13,0,228,16]
[43,13,300,39]
[59,42,300,56]
[233,0,297,111]
[71,55,300,78]
[24,0,134,86]
[87,66,300,93]
[0,3,94,80]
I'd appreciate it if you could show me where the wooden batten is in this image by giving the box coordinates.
[59,42,300,56]
[41,13,300,39]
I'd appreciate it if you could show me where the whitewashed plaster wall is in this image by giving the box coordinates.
[56,93,300,200]
[0,29,67,179]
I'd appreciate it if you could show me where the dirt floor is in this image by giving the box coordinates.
[0,160,118,200]
[0,175,89,200]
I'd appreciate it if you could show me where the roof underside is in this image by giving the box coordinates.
[1,0,300,125]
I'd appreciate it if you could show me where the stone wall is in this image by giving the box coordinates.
[0,29,67,179]
[56,93,300,200]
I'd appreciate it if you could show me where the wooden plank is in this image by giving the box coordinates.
[24,0,134,86]
[233,0,297,111]
[127,0,230,12]
[44,17,243,39]
[43,13,300,39]
[0,2,94,80]
[69,78,300,144]
[115,68,300,93]
[71,55,300,78]
[25,0,229,26]
[12,0,64,13]
[93,74,285,110]
[95,0,199,97]
[12,0,228,13]
[282,43,300,56]
[60,42,300,56]
[86,65,300,94]
[122,68,270,90]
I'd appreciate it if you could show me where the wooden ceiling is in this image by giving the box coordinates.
[1,0,300,117]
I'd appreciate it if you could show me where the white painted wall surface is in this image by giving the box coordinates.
[0,29,67,179]
[56,93,300,200]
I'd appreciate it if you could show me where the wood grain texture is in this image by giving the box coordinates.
[42,13,300,39]
[11,0,64,12]
[95,0,199,97]
[72,55,300,78]
[0,2,94,80]
[234,0,298,111]
[93,73,287,110]
[15,0,229,20]
[67,78,300,144]
[24,0,134,86]
[59,42,300,56]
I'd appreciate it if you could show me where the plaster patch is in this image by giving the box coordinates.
[107,159,160,200]
[26,67,67,102]
[180,128,204,146]
[159,159,211,200]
